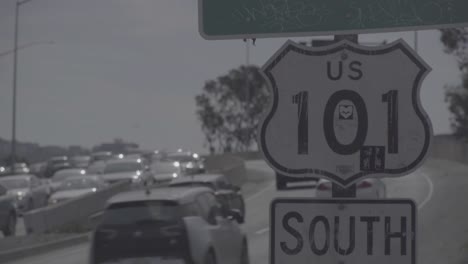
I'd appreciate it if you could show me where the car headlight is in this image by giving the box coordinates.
[49,199,58,205]
[186,162,194,169]
[16,191,26,200]
[132,174,141,182]
[172,173,178,178]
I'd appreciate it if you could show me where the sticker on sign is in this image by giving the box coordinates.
[271,199,416,264]
[259,39,433,186]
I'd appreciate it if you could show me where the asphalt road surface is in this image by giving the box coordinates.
[6,159,468,264]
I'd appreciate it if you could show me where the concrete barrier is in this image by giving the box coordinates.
[430,135,468,164]
[23,181,131,234]
[204,154,247,186]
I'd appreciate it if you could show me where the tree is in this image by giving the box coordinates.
[440,28,468,139]
[195,65,270,154]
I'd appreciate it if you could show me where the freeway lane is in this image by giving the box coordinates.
[6,159,468,264]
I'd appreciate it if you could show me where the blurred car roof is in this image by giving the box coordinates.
[0,174,35,181]
[108,186,211,205]
[170,174,225,184]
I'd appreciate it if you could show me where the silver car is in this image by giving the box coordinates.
[50,168,87,192]
[0,175,50,213]
[151,160,181,182]
[100,159,153,186]
[48,175,108,205]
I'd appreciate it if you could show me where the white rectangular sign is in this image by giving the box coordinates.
[271,199,416,264]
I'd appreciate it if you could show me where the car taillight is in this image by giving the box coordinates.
[317,182,331,191]
[358,181,373,189]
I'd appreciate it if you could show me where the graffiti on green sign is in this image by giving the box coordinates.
[199,0,468,39]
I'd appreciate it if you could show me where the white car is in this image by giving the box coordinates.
[48,175,108,205]
[315,178,386,198]
[89,187,248,264]
[151,161,181,183]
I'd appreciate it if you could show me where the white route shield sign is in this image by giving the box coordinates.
[259,39,433,186]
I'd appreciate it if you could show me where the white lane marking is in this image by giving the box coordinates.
[246,181,275,202]
[255,227,270,235]
[418,172,434,210]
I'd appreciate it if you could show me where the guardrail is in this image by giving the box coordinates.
[23,181,131,234]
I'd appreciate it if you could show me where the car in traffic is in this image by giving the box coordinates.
[2,163,31,175]
[44,156,72,178]
[151,160,181,182]
[0,175,50,213]
[166,151,205,174]
[315,178,387,198]
[49,168,87,192]
[169,174,245,218]
[100,158,153,186]
[70,155,91,168]
[87,160,107,175]
[48,175,108,205]
[89,186,248,264]
[29,162,47,178]
[90,152,113,163]
[0,183,17,237]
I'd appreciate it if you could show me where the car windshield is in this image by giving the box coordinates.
[57,178,98,191]
[0,178,29,189]
[103,162,141,173]
[101,201,180,226]
[52,170,85,182]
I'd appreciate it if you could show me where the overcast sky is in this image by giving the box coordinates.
[0,0,461,152]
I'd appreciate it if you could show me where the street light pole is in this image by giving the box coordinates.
[11,0,20,170]
[11,0,34,171]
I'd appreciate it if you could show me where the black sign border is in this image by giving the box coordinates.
[260,39,432,186]
[270,198,417,264]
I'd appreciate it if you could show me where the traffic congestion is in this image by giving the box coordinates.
[1,0,468,264]
[0,148,251,264]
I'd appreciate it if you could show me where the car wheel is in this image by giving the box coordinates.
[3,213,16,237]
[205,251,217,264]
[240,241,250,264]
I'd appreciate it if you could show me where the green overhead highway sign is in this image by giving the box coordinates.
[198,0,468,40]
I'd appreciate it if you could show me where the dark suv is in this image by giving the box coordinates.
[90,187,248,264]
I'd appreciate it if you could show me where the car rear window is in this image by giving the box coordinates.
[101,200,181,226]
